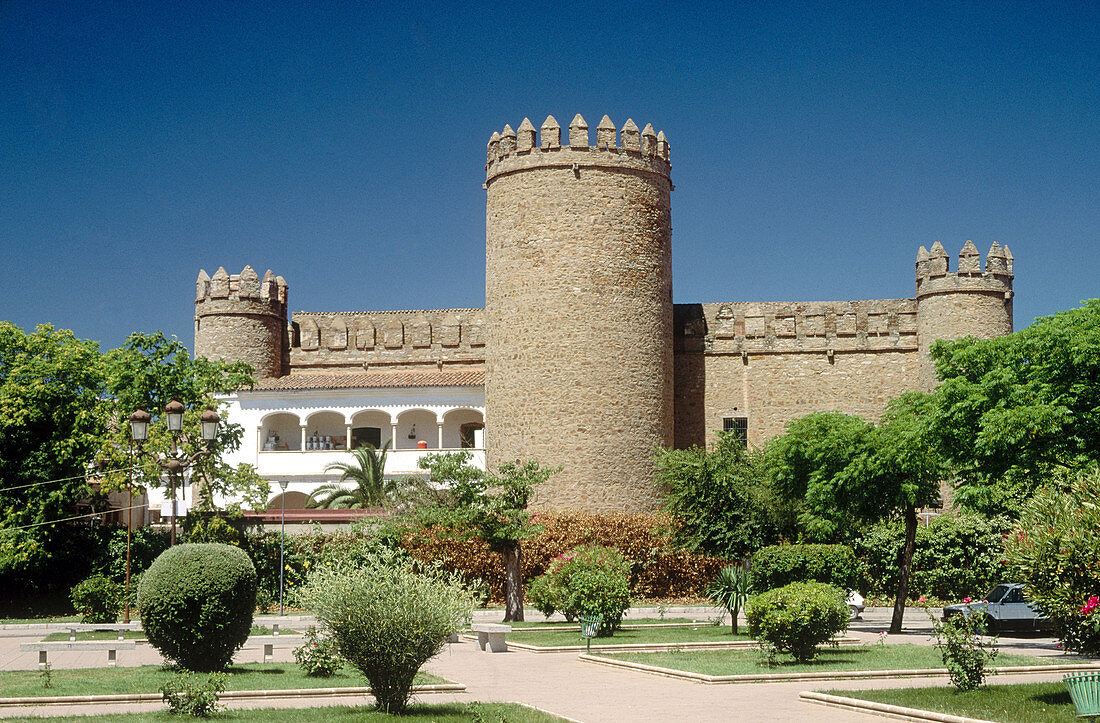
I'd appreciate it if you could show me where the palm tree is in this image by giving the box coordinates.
[308,441,393,509]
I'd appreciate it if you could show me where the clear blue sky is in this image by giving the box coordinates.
[2,1,1097,351]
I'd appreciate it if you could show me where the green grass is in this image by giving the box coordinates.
[0,663,446,699]
[508,617,704,629]
[832,682,1077,723]
[507,623,750,647]
[41,626,298,642]
[607,644,1053,675]
[5,702,565,722]
[0,614,81,625]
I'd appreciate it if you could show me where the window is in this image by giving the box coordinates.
[460,422,484,449]
[723,417,748,446]
[352,426,382,449]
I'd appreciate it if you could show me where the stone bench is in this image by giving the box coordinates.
[20,640,137,668]
[471,623,511,653]
[248,635,304,663]
[63,623,143,641]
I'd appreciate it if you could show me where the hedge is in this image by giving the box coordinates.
[750,544,861,592]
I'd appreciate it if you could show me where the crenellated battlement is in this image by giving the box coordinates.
[485,114,671,184]
[915,241,1014,300]
[195,265,288,317]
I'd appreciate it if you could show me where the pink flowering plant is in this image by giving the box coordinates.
[527,544,631,636]
[293,625,342,677]
[1002,464,1100,655]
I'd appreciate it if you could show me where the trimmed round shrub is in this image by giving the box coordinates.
[746,581,849,662]
[299,552,473,714]
[527,545,631,635]
[750,544,861,593]
[70,574,122,623]
[138,543,257,672]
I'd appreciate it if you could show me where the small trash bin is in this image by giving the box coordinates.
[579,615,602,653]
[1064,672,1100,722]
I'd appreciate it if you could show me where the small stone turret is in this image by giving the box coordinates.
[194,265,288,380]
[485,113,673,512]
[915,242,1014,388]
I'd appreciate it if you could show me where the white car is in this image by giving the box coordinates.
[941,583,1053,633]
[847,590,865,620]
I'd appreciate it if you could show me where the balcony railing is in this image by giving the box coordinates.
[256,448,486,477]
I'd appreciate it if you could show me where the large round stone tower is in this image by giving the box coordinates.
[484,114,674,512]
[194,265,288,380]
[915,240,1014,389]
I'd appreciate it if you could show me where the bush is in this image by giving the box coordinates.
[293,626,342,677]
[160,671,226,717]
[70,574,122,623]
[1004,464,1100,655]
[855,514,1008,600]
[929,607,999,691]
[242,531,308,612]
[707,563,752,634]
[105,526,171,584]
[137,543,257,672]
[527,545,631,634]
[389,511,728,601]
[745,581,849,662]
[299,552,473,714]
[750,544,861,593]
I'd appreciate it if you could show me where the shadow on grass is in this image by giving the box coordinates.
[1031,690,1072,705]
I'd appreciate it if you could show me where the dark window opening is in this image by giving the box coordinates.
[460,422,484,449]
[352,426,382,449]
[723,417,748,446]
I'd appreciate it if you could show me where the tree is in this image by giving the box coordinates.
[417,452,558,622]
[656,431,797,557]
[96,332,265,511]
[931,299,1100,517]
[0,323,109,588]
[768,393,945,633]
[310,442,393,509]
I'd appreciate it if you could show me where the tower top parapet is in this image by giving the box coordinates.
[485,114,671,184]
[195,265,287,317]
[915,241,1014,300]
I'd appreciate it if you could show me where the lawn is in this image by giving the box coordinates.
[507,624,751,647]
[606,644,1052,675]
[0,663,445,699]
[508,617,706,629]
[41,626,298,642]
[832,682,1077,723]
[8,702,565,722]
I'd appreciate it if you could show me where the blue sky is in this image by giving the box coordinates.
[2,1,1097,351]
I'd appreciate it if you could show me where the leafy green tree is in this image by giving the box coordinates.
[309,442,393,509]
[97,332,265,512]
[417,452,559,622]
[931,299,1100,516]
[656,431,796,557]
[0,323,109,587]
[768,393,945,633]
[707,563,752,634]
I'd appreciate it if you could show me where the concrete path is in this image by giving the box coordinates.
[0,607,1083,721]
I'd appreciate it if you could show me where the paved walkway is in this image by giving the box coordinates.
[0,607,1084,721]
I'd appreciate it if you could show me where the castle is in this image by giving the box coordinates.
[192,114,1014,515]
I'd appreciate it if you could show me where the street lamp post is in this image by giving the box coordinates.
[126,409,151,623]
[129,401,219,547]
[278,479,289,617]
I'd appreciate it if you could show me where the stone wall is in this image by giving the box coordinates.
[288,309,486,372]
[484,114,674,512]
[674,300,921,447]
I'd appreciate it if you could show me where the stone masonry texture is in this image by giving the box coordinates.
[484,116,674,513]
[194,114,1016,513]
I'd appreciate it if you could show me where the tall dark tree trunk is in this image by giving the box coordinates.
[890,506,919,634]
[502,543,524,622]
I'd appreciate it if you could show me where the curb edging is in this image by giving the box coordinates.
[578,654,1100,685]
[799,691,998,723]
[0,683,465,707]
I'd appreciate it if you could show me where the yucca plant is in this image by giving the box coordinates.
[708,562,752,634]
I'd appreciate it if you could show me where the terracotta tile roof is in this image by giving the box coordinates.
[253,369,485,391]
